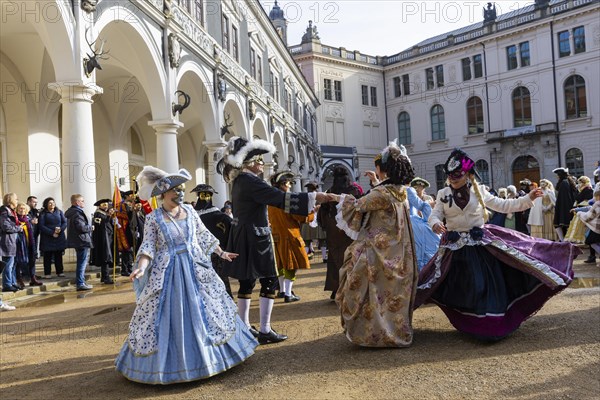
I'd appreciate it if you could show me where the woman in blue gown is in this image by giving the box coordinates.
[115,167,258,384]
[408,178,440,270]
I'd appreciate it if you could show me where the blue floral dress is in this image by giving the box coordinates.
[406,187,440,270]
[115,205,257,384]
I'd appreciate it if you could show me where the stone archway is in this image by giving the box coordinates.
[512,155,540,186]
[321,161,354,192]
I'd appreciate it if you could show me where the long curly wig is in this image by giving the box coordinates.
[375,142,415,185]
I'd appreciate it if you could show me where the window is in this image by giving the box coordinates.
[324,78,332,101]
[361,85,369,105]
[393,77,401,97]
[564,75,587,119]
[574,26,586,54]
[269,72,274,97]
[287,93,292,113]
[431,105,446,141]
[565,148,584,178]
[475,160,490,187]
[222,14,229,52]
[558,30,570,58]
[462,58,472,81]
[512,86,532,127]
[435,65,444,87]
[507,45,518,70]
[370,86,377,107]
[193,0,204,25]
[473,54,483,78]
[257,55,262,85]
[402,74,411,95]
[274,77,279,102]
[426,68,434,90]
[435,164,446,192]
[250,48,256,79]
[334,80,343,102]
[284,87,289,110]
[397,112,411,145]
[520,41,530,67]
[232,25,239,61]
[467,97,484,134]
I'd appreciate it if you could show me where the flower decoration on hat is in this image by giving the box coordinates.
[444,148,481,181]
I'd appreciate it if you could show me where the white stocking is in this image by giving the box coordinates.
[238,298,251,327]
[284,279,294,296]
[259,296,274,334]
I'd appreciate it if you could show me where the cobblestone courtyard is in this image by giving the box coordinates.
[1,261,598,400]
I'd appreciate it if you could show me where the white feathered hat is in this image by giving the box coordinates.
[217,136,275,169]
[136,166,192,200]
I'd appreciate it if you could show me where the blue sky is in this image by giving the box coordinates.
[260,1,535,56]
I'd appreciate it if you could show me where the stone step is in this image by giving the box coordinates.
[1,268,129,301]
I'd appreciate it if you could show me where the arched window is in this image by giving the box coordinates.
[512,86,532,127]
[435,164,446,192]
[565,148,584,178]
[564,75,587,119]
[431,105,445,141]
[397,112,411,145]
[475,159,490,187]
[467,97,484,134]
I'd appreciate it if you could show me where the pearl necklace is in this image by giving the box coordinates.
[162,205,182,220]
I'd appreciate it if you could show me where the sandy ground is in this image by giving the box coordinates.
[0,261,598,400]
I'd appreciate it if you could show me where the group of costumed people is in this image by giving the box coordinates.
[113,136,581,384]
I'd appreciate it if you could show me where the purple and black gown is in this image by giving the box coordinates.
[415,185,580,340]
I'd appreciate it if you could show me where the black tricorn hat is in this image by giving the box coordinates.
[443,148,481,181]
[120,190,134,197]
[190,184,218,194]
[270,170,296,186]
[93,199,111,207]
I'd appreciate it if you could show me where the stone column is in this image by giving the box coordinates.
[204,141,228,207]
[148,120,184,173]
[49,82,102,216]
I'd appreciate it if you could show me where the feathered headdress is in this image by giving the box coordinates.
[216,136,275,169]
[443,148,480,180]
[136,166,192,200]
[379,139,411,165]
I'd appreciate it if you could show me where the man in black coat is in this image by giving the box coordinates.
[191,184,232,297]
[65,194,94,291]
[217,136,331,345]
[91,199,114,284]
[553,168,577,238]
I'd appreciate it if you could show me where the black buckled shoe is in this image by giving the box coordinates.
[276,291,285,298]
[248,326,260,338]
[584,257,596,264]
[284,293,301,303]
[257,329,288,345]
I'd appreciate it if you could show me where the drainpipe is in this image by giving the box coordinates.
[382,66,390,144]
[490,150,495,190]
[480,42,491,134]
[550,21,562,167]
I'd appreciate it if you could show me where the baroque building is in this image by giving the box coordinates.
[290,0,599,191]
[0,0,321,214]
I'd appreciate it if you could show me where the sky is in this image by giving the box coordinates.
[260,1,536,56]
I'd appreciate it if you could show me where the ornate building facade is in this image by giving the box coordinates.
[291,0,599,191]
[0,0,321,214]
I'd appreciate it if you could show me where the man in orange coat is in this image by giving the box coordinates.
[268,171,314,303]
